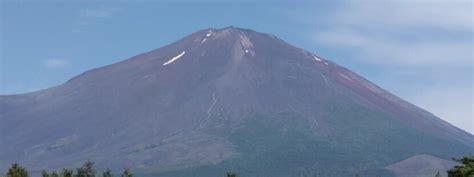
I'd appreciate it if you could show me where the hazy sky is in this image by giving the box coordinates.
[1,0,472,133]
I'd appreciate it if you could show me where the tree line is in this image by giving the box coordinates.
[3,156,473,177]
[5,161,131,177]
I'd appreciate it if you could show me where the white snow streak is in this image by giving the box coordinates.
[163,51,186,66]
[245,49,249,53]
[200,31,212,44]
[312,55,322,62]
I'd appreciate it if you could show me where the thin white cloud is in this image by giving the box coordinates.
[43,59,68,69]
[298,0,473,133]
[310,0,473,67]
[327,0,472,32]
[314,29,472,67]
[79,7,122,18]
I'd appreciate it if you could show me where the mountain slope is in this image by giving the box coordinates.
[1,27,473,176]
[386,154,459,177]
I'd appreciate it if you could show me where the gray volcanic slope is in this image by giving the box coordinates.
[1,27,473,177]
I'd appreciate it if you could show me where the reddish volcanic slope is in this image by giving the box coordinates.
[0,27,472,176]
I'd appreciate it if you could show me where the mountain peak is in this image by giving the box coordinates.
[197,26,266,43]
[213,26,253,32]
[1,27,473,176]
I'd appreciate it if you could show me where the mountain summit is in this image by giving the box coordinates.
[1,27,473,177]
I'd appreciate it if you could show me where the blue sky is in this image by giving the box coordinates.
[1,0,472,133]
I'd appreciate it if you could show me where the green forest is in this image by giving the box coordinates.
[3,156,473,177]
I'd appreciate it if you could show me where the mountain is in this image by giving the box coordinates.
[1,26,473,177]
[386,154,460,177]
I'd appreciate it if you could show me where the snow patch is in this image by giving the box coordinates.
[163,51,186,66]
[312,55,329,65]
[312,55,322,62]
[200,31,212,44]
[239,34,254,56]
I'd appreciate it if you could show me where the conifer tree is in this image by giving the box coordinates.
[226,172,237,177]
[447,156,474,177]
[41,170,50,177]
[102,169,112,177]
[61,169,73,177]
[6,163,28,177]
[75,161,96,177]
[51,171,59,177]
[120,169,131,177]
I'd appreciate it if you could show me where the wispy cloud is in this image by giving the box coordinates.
[79,7,122,18]
[297,0,473,133]
[43,59,69,69]
[314,29,472,67]
[323,0,472,32]
[309,0,472,67]
[77,6,122,25]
